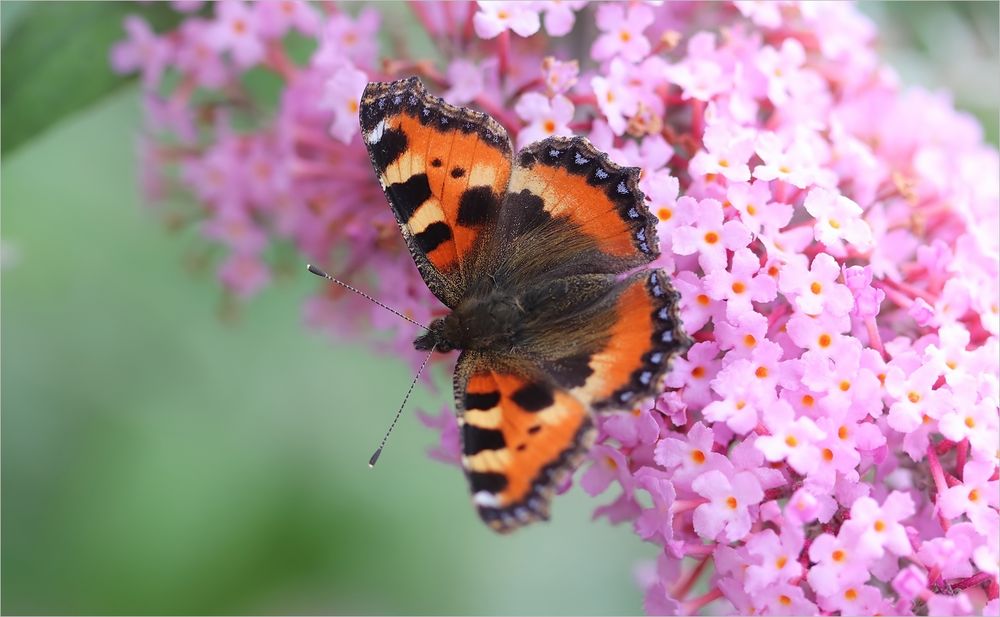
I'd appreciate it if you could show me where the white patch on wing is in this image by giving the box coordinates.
[365,118,387,144]
[473,491,501,507]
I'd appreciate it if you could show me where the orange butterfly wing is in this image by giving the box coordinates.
[360,78,513,307]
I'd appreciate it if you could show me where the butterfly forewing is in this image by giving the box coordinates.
[360,77,513,307]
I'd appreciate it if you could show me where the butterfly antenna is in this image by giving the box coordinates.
[306,264,429,330]
[368,348,435,468]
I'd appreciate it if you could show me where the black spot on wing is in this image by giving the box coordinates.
[511,383,554,412]
[504,189,550,234]
[465,391,500,410]
[469,471,508,493]
[386,173,431,222]
[463,425,506,455]
[457,186,500,227]
[543,354,594,389]
[414,222,452,253]
[451,167,466,178]
[371,127,407,171]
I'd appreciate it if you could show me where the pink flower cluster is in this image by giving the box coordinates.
[114,2,999,614]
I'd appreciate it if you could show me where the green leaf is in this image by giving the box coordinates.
[1,1,183,155]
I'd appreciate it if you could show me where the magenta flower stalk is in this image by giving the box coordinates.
[114,2,1000,614]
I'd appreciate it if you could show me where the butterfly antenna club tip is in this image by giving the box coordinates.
[368,447,383,468]
[306,264,330,278]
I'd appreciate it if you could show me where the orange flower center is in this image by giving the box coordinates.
[726,496,739,510]
[839,380,851,392]
[543,119,556,133]
[838,425,849,440]
[697,294,711,306]
[778,595,792,606]
[969,489,980,502]
[874,519,886,532]
[822,448,834,461]
[746,204,757,216]
[691,366,706,379]
[732,281,747,294]
[775,556,788,570]
[785,435,799,447]
[691,450,706,464]
[704,231,720,244]
[965,416,976,428]
[657,207,673,221]
[810,282,822,294]
[744,334,757,347]
[844,588,858,601]
[818,334,832,348]
[908,391,921,404]
[755,366,769,378]
[802,394,815,407]
[832,549,845,562]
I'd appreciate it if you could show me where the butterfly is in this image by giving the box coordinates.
[359,77,690,533]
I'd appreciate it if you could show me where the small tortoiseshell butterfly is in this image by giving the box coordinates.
[359,77,690,533]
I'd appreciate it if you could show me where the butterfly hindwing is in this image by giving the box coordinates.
[454,352,596,533]
[360,78,513,307]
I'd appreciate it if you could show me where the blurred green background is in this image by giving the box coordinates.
[2,2,997,615]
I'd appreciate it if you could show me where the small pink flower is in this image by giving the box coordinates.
[668,32,731,101]
[110,15,171,87]
[654,421,720,483]
[313,7,380,68]
[756,399,826,475]
[692,469,764,543]
[779,252,855,316]
[582,444,634,497]
[672,198,752,271]
[938,460,1000,528]
[803,187,873,253]
[842,491,915,558]
[753,130,832,189]
[209,0,264,68]
[255,0,320,39]
[633,468,677,544]
[703,248,777,321]
[514,92,574,148]
[807,531,873,597]
[663,342,721,408]
[443,59,486,104]
[745,528,805,594]
[322,64,369,143]
[218,251,270,298]
[537,1,585,37]
[689,122,755,182]
[755,39,806,107]
[727,180,793,236]
[884,361,947,433]
[591,3,654,63]
[842,264,885,319]
[542,57,579,94]
[474,1,541,39]
[591,59,639,136]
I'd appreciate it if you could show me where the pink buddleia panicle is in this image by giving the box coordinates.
[116,2,999,614]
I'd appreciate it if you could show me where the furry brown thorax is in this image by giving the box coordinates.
[414,290,523,353]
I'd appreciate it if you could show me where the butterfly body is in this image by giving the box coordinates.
[360,77,690,533]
